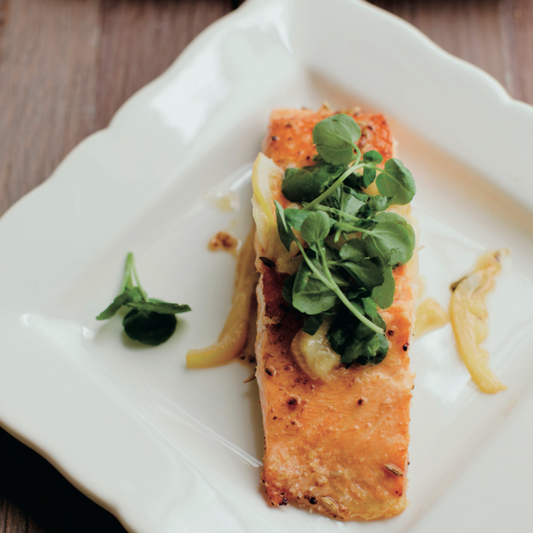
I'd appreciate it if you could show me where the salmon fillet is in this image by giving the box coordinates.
[254,108,416,520]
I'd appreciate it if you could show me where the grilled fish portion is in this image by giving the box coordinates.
[254,108,416,521]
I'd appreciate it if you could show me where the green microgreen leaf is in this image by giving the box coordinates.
[339,257,385,291]
[96,252,191,346]
[122,310,177,346]
[96,290,135,320]
[376,158,416,205]
[300,211,334,245]
[362,221,413,266]
[292,259,339,315]
[363,150,384,165]
[313,114,361,165]
[284,209,311,232]
[282,163,344,203]
[126,301,192,314]
[275,200,298,252]
[371,265,395,309]
[339,239,366,262]
[303,314,324,335]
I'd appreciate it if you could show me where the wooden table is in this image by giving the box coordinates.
[0,1,531,531]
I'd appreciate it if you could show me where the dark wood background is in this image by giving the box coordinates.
[0,0,531,531]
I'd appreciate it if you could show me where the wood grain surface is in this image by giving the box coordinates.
[0,1,531,532]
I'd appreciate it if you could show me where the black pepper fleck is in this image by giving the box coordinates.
[281,497,288,506]
[271,135,279,141]
[388,330,394,336]
[259,256,275,268]
[358,398,364,405]
[403,343,409,351]
[309,497,317,505]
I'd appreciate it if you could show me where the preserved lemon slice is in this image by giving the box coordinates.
[251,153,281,259]
[414,298,449,338]
[449,250,507,393]
[186,227,259,368]
[291,321,341,381]
[251,152,300,273]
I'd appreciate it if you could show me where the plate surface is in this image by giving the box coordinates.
[1,0,533,532]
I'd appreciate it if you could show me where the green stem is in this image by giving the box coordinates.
[304,162,379,211]
[295,241,382,335]
[121,253,134,292]
[130,253,146,301]
[354,144,362,165]
[317,247,382,334]
[335,222,373,235]
[316,205,361,223]
[304,164,361,211]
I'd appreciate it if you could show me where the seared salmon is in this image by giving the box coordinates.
[253,108,416,520]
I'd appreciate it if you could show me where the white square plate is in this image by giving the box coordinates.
[1,0,533,531]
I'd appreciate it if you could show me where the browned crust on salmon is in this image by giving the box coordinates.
[255,108,415,521]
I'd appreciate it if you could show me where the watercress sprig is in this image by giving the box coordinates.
[276,113,416,366]
[97,253,191,346]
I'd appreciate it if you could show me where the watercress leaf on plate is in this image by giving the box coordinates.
[284,209,311,232]
[96,290,135,320]
[127,301,192,314]
[362,297,378,318]
[313,114,361,165]
[339,257,385,291]
[275,200,297,252]
[303,314,324,335]
[341,332,374,364]
[300,211,334,245]
[122,310,177,346]
[327,309,354,355]
[376,158,416,205]
[282,274,296,306]
[344,195,366,217]
[357,333,388,365]
[373,211,416,249]
[367,194,391,213]
[363,221,413,266]
[292,260,338,315]
[282,164,343,203]
[362,150,383,165]
[362,166,377,187]
[339,238,367,262]
[371,265,395,309]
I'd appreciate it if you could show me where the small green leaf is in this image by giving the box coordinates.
[275,200,297,252]
[122,310,177,346]
[300,211,333,244]
[284,209,311,231]
[339,257,384,291]
[339,239,366,262]
[127,301,191,314]
[363,221,413,266]
[96,290,134,320]
[362,167,377,187]
[282,164,343,203]
[344,195,365,217]
[282,274,296,306]
[292,260,338,315]
[367,194,391,213]
[313,114,361,165]
[363,150,383,164]
[376,158,416,205]
[373,211,416,250]
[362,297,378,318]
[371,265,395,309]
[303,315,324,335]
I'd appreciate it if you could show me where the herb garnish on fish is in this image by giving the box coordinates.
[275,114,416,365]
